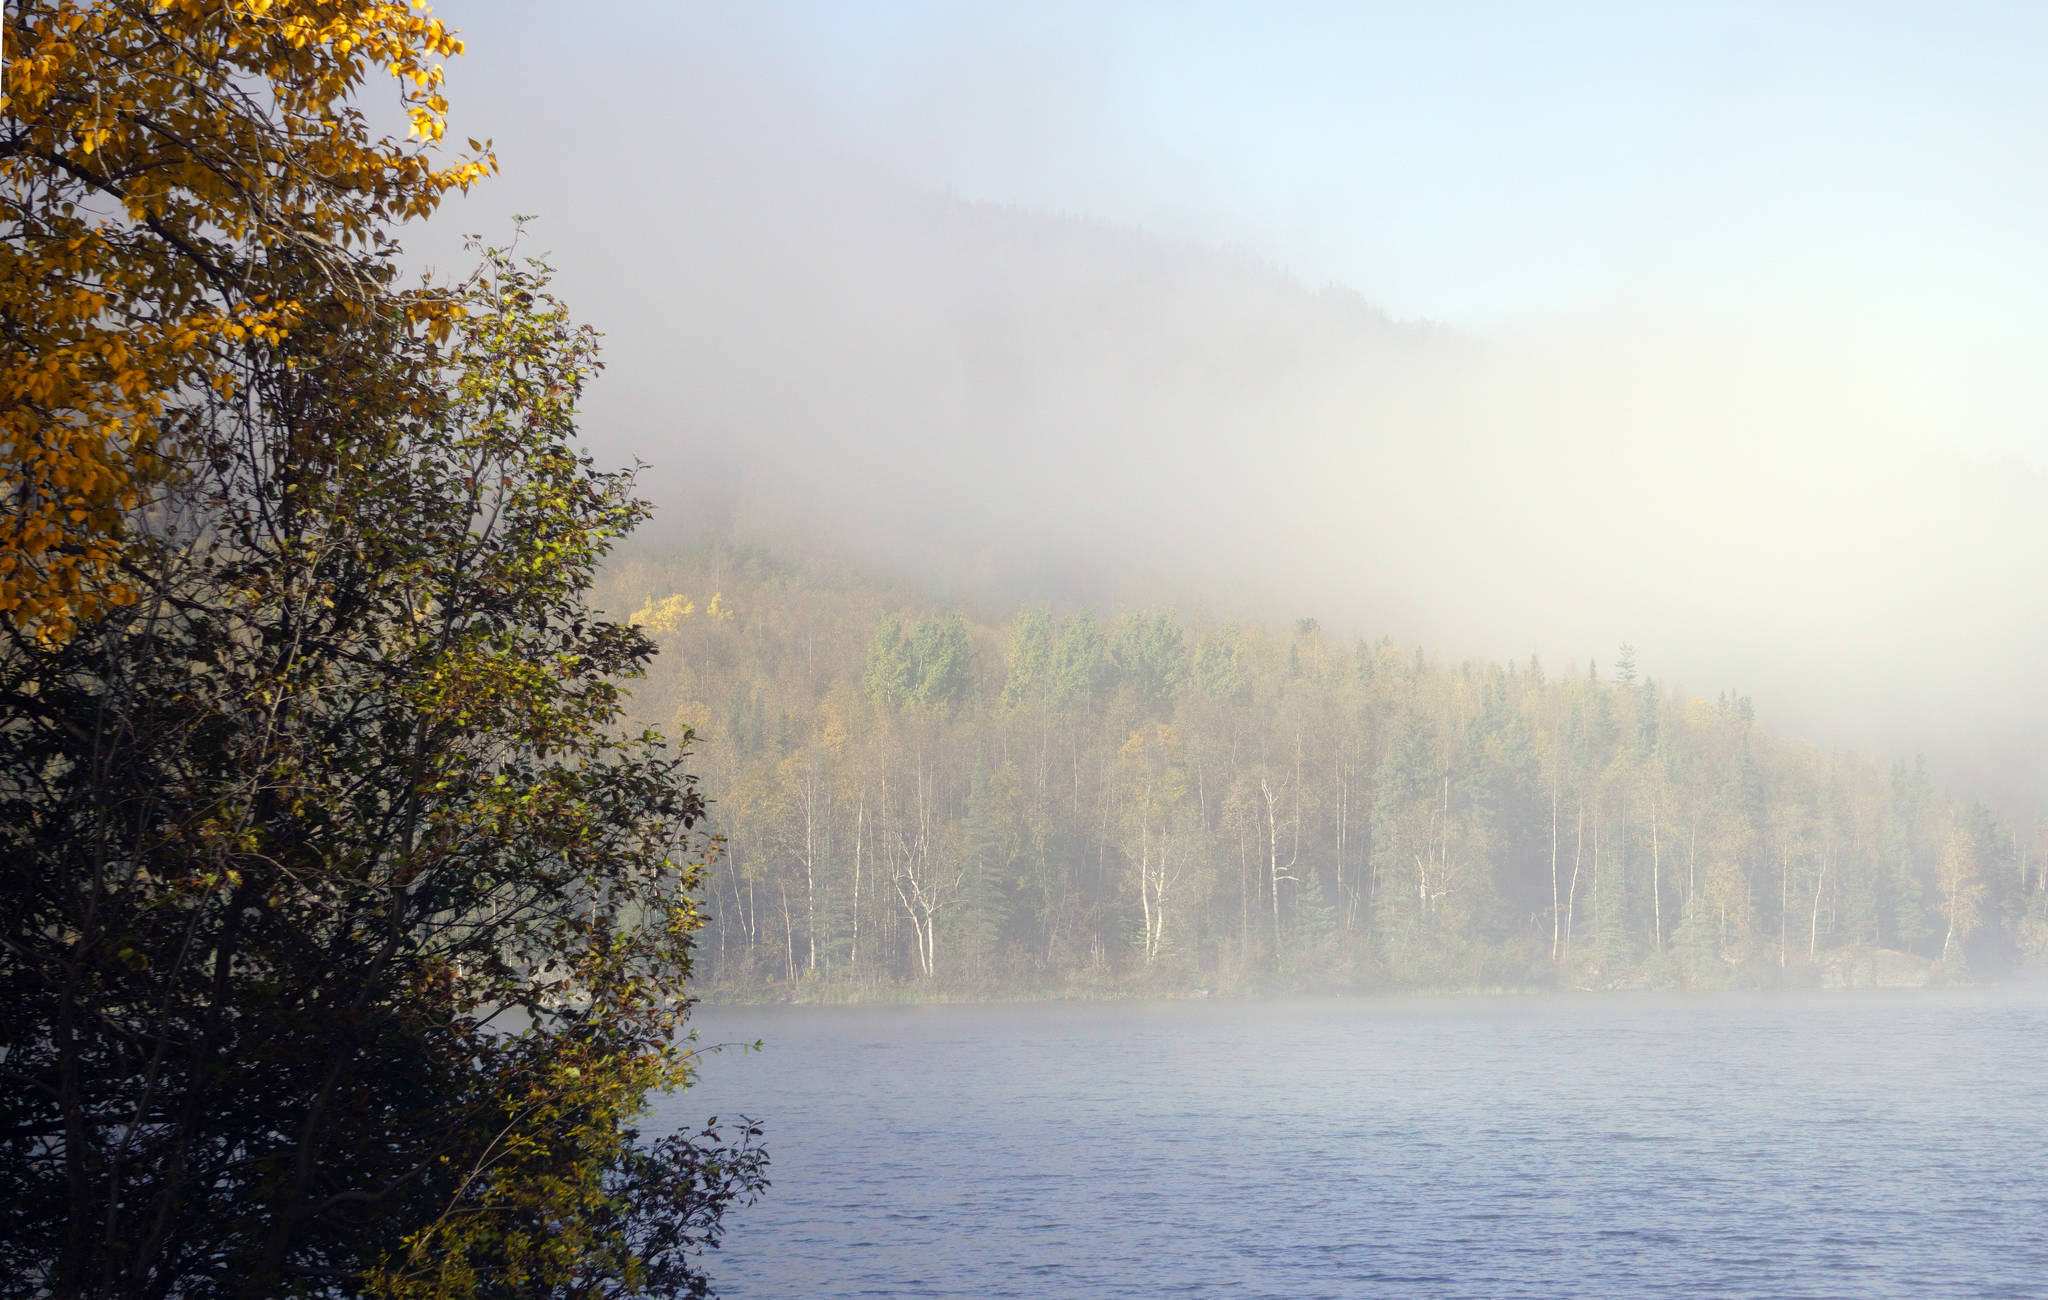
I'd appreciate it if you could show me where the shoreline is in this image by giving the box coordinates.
[697,949,2043,1009]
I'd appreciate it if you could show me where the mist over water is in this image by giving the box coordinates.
[677,991,2048,1298]
[424,2,2048,810]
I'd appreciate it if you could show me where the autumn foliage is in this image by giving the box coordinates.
[3,7,766,1298]
[1,0,492,640]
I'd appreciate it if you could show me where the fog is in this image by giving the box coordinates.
[419,3,2047,812]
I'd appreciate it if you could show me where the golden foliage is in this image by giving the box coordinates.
[631,591,735,632]
[631,592,695,632]
[1,0,493,639]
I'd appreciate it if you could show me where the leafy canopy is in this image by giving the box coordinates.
[1,0,493,641]
[0,244,766,1300]
[2,4,765,1293]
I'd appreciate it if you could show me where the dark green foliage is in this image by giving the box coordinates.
[863,616,915,711]
[1193,626,1249,702]
[0,255,763,1300]
[909,613,972,710]
[866,612,971,713]
[1111,611,1186,713]
[1049,611,1110,713]
[1001,607,1058,709]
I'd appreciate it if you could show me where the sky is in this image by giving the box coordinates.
[685,0,2048,462]
[419,1,2048,810]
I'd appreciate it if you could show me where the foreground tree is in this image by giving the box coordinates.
[2,0,491,640]
[0,245,766,1297]
[6,5,760,1293]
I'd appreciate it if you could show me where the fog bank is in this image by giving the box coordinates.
[421,3,2048,814]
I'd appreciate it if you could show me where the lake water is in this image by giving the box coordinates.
[667,986,2048,1298]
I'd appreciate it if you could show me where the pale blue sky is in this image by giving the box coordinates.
[763,3,2041,307]
[693,0,2048,455]
[443,1,2048,456]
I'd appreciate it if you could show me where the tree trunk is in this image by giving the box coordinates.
[802,768,818,974]
[1262,775,1284,956]
[1809,856,1828,962]
[1687,812,1698,913]
[779,880,795,983]
[1651,801,1663,954]
[852,792,865,971]
[1566,805,1583,951]
[1338,751,1351,934]
[1779,844,1790,969]
[1549,771,1561,961]
[1137,807,1154,965]
[1591,814,1601,948]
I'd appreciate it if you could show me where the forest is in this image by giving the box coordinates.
[604,542,2048,1000]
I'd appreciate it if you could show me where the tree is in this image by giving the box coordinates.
[1110,609,1185,715]
[1938,825,1985,967]
[1047,610,1107,713]
[999,606,1055,709]
[908,612,970,710]
[862,612,970,714]
[1191,625,1247,702]
[2,0,495,643]
[955,763,1022,980]
[862,616,914,711]
[0,248,764,1299]
[1114,724,1188,965]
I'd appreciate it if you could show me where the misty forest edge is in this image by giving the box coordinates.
[608,542,2046,1004]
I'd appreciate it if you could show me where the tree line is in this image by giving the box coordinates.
[607,544,2046,998]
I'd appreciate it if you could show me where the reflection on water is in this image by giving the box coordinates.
[667,986,2048,1298]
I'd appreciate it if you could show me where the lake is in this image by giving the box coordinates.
[667,986,2048,1298]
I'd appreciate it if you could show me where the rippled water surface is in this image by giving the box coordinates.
[667,987,2048,1298]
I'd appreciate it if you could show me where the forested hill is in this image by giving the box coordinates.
[599,544,2046,999]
